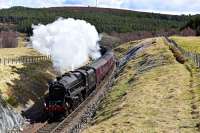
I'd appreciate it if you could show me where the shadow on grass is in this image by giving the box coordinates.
[5,61,56,122]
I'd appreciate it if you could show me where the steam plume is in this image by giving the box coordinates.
[30,18,101,73]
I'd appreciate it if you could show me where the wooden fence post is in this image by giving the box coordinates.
[20,57,22,64]
[195,53,197,65]
[196,54,198,66]
[0,55,53,65]
[193,53,195,63]
[22,57,24,64]
[30,57,32,63]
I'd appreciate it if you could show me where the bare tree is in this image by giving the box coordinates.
[0,31,18,48]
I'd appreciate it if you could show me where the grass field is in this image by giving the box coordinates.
[83,38,200,133]
[0,47,42,58]
[170,36,200,53]
[0,33,43,58]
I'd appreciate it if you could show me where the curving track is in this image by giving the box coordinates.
[22,44,144,133]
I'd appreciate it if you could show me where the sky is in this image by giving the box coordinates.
[0,0,200,15]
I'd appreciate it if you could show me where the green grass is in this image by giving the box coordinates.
[170,36,200,53]
[6,96,18,107]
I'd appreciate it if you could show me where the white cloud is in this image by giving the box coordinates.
[0,0,200,15]
[11,0,66,8]
[0,0,11,8]
[97,0,123,8]
[119,0,200,14]
[95,0,200,14]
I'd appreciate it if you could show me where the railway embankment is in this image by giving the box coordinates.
[0,49,56,132]
[83,38,200,132]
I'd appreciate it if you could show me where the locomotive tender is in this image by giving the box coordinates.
[44,47,115,118]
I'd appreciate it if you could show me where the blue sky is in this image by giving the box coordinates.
[0,0,200,15]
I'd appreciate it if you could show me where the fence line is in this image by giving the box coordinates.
[0,55,51,65]
[164,37,200,67]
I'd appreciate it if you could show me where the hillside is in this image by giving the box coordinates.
[0,45,57,131]
[83,38,200,132]
[0,6,188,35]
[0,47,56,110]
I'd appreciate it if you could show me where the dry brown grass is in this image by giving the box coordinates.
[0,43,56,111]
[114,40,142,59]
[17,33,27,47]
[0,61,56,111]
[0,47,42,58]
[83,38,200,133]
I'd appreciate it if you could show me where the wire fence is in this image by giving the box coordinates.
[164,37,200,67]
[0,55,51,65]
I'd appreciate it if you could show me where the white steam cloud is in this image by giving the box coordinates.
[31,18,101,73]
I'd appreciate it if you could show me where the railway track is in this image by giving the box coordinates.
[23,43,144,133]
[37,122,60,133]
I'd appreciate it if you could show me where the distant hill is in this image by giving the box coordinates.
[0,6,189,35]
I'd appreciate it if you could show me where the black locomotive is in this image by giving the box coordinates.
[44,48,115,118]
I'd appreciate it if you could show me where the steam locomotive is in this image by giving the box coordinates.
[44,47,115,118]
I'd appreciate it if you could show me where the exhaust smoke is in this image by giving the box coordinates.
[30,18,101,73]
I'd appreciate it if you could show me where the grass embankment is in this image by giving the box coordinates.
[84,38,200,132]
[170,36,200,53]
[114,40,142,59]
[0,47,56,111]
